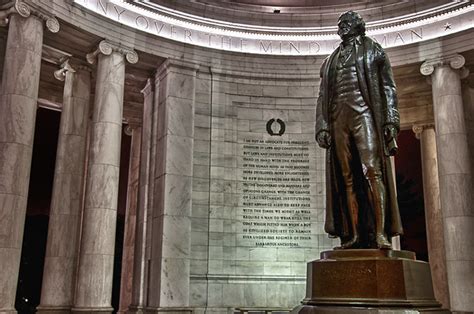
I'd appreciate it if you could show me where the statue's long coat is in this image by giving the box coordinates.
[315,35,403,238]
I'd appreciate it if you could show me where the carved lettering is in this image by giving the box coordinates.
[221,36,231,49]
[135,15,149,29]
[185,29,193,42]
[260,41,272,53]
[241,39,248,51]
[154,21,165,34]
[238,137,313,247]
[394,32,405,44]
[205,33,217,46]
[113,5,126,21]
[374,35,388,47]
[309,42,320,53]
[170,26,177,38]
[97,0,108,15]
[76,0,443,56]
[410,28,423,40]
[289,42,300,53]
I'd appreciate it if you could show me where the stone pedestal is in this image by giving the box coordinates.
[294,250,448,314]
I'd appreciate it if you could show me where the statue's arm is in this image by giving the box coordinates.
[315,58,329,137]
[378,47,400,131]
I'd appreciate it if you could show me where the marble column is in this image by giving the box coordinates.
[0,3,59,312]
[412,124,450,309]
[72,40,138,313]
[129,80,155,313]
[421,54,473,312]
[37,61,91,314]
[119,125,142,313]
[147,59,199,312]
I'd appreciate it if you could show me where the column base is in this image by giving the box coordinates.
[127,305,146,314]
[295,249,448,313]
[293,305,450,313]
[71,307,114,314]
[144,307,193,314]
[0,308,17,314]
[36,305,71,314]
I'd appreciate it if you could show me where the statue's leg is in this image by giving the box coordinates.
[332,116,359,249]
[353,112,391,249]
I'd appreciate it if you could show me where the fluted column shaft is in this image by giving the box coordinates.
[421,54,473,312]
[129,80,154,313]
[0,12,44,313]
[119,126,142,313]
[37,62,91,312]
[73,41,137,312]
[413,124,450,309]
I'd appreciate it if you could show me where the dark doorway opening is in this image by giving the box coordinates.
[15,107,131,313]
[395,130,428,262]
[15,107,59,313]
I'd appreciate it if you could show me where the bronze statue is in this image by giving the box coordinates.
[315,11,403,249]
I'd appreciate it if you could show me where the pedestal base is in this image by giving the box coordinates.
[294,250,448,314]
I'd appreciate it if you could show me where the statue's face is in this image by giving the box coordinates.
[337,14,358,40]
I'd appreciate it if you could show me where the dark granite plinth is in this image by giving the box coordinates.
[293,250,449,314]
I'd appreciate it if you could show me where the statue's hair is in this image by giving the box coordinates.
[338,11,366,36]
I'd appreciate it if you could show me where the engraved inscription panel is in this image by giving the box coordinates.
[233,105,323,249]
[237,138,313,247]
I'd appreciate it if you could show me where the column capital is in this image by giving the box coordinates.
[141,78,154,97]
[412,124,435,139]
[86,40,138,65]
[0,1,59,33]
[420,54,469,78]
[124,124,142,136]
[53,59,76,81]
[0,1,31,26]
[54,59,93,82]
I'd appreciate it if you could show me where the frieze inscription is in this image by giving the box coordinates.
[75,0,473,55]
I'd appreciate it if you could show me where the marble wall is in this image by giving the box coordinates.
[189,68,338,313]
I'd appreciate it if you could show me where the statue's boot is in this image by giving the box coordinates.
[369,177,391,249]
[340,191,359,249]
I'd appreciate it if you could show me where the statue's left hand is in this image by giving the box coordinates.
[384,125,398,156]
[384,125,397,142]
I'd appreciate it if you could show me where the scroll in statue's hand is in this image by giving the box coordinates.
[316,131,331,149]
[384,125,398,156]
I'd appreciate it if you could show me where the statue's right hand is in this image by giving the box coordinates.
[316,131,331,149]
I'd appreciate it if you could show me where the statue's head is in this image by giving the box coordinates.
[337,11,366,40]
